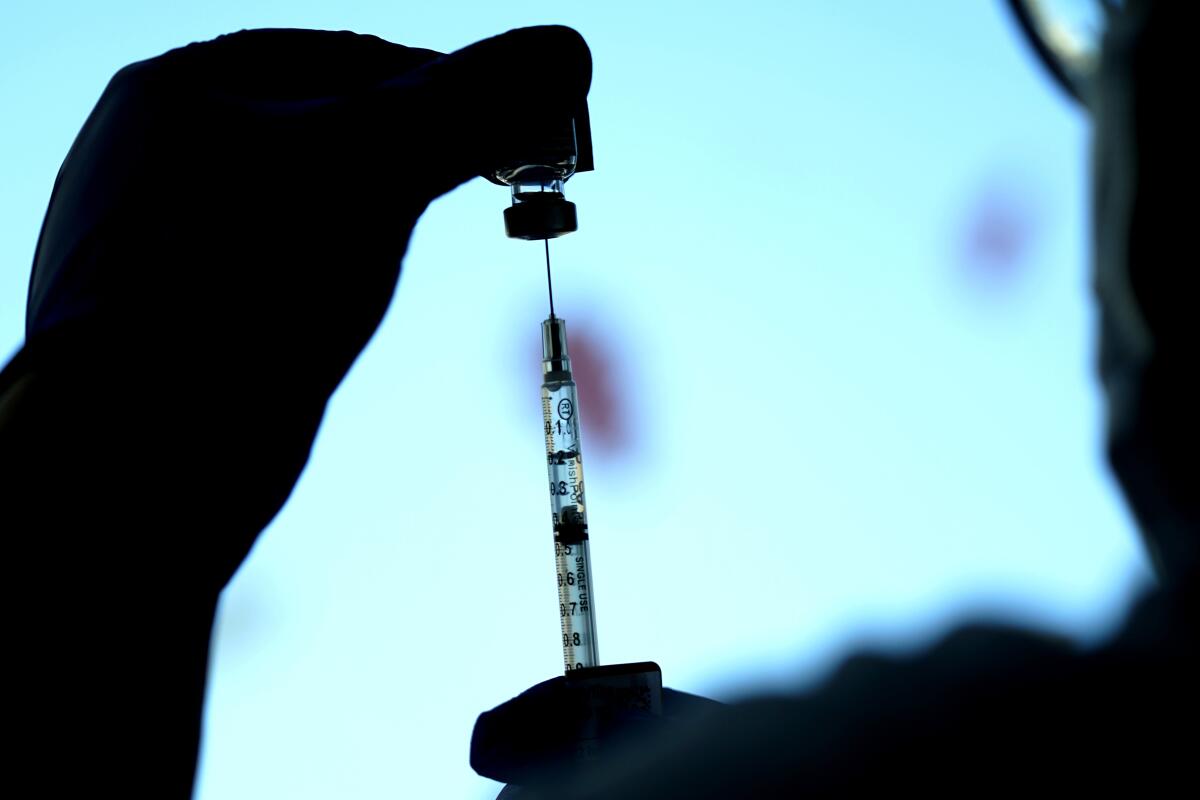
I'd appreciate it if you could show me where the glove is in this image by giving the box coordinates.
[472,674,722,788]
[16,24,592,585]
[1,25,590,796]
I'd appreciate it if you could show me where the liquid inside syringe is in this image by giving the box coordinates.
[542,316,600,671]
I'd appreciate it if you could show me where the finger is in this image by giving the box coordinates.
[470,679,712,785]
[471,677,572,784]
[359,25,593,197]
[149,28,443,101]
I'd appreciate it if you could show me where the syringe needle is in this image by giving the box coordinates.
[545,238,556,320]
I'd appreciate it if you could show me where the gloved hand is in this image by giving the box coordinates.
[1,26,590,795]
[14,24,591,584]
[471,674,722,790]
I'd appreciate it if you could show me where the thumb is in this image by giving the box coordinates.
[362,25,593,199]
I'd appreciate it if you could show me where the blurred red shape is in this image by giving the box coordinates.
[529,319,633,460]
[565,324,631,459]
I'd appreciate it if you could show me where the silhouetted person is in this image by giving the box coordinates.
[0,4,1193,798]
[0,26,591,797]
[470,2,1198,796]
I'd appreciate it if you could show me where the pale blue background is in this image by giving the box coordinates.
[0,2,1149,798]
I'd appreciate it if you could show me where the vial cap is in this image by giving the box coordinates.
[505,197,578,240]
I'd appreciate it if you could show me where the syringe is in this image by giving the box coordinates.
[541,311,599,672]
[540,236,600,671]
[474,94,664,756]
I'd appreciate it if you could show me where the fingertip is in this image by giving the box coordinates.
[438,24,592,104]
[501,24,592,94]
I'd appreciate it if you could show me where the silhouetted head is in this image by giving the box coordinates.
[1012,0,1197,587]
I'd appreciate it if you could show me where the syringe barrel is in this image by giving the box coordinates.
[541,317,600,671]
